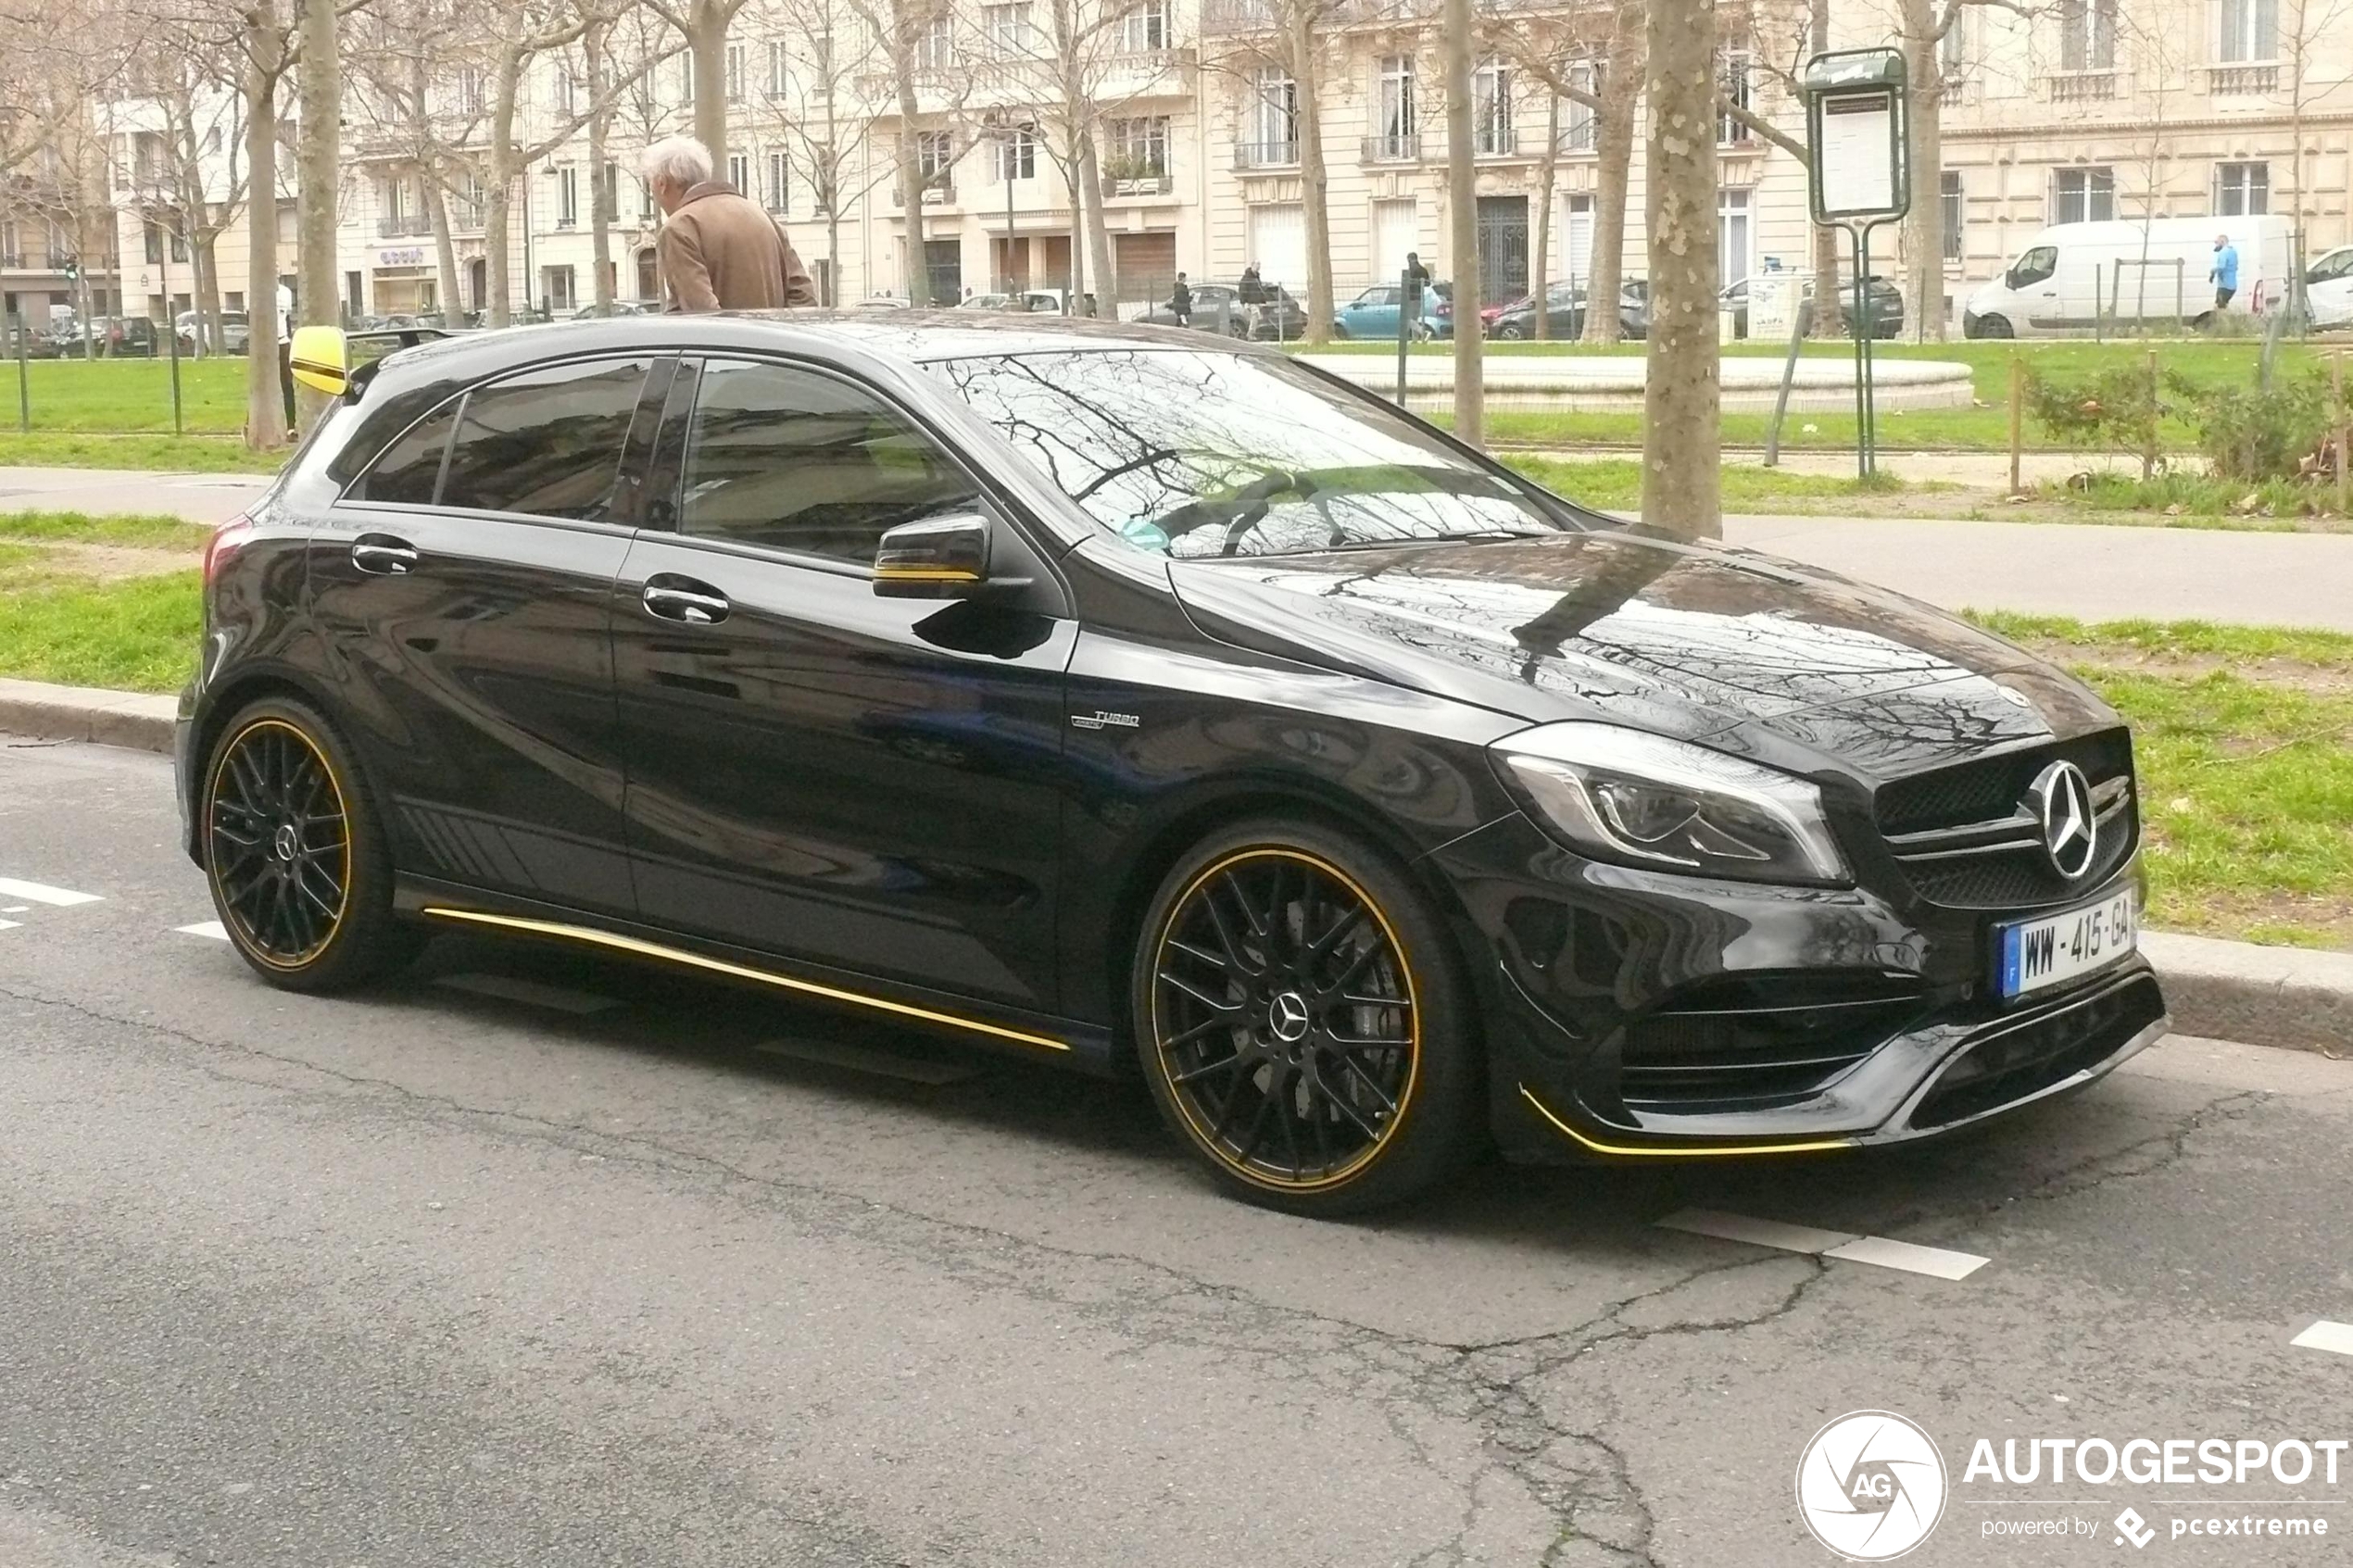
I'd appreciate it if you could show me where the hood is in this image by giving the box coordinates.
[1166,529,2118,785]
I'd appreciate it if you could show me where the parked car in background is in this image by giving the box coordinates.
[175,309,253,354]
[105,317,159,357]
[1484,282,1650,341]
[958,292,1014,310]
[1139,282,1307,339]
[1720,275,1905,340]
[569,301,651,320]
[2304,244,2353,330]
[1332,282,1456,341]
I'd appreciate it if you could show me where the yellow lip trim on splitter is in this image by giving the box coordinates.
[1517,1084,1853,1158]
[421,906,1069,1052]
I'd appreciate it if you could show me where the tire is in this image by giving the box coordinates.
[1978,313,2014,339]
[199,696,421,992]
[1130,818,1484,1216]
[1330,322,1351,340]
[1497,322,1526,340]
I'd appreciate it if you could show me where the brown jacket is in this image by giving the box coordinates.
[656,182,818,311]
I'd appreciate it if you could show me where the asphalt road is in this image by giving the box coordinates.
[4,736,2350,1568]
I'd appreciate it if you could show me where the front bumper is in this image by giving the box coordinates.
[1424,812,2167,1163]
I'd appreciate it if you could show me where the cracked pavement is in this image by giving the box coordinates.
[4,739,2350,1566]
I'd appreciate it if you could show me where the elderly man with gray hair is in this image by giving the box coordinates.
[641,134,818,311]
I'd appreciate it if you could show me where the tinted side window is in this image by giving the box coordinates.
[352,402,457,504]
[439,357,653,521]
[680,358,981,566]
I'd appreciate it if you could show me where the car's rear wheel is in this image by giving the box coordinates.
[202,696,419,991]
[1132,821,1482,1215]
[1496,322,1526,340]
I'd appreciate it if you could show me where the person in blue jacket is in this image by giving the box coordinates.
[2210,233,2240,311]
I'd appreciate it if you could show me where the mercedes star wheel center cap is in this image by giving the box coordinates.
[1268,990,1311,1043]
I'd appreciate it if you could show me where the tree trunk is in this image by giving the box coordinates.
[1641,0,1718,536]
[1583,10,1639,345]
[1291,11,1331,345]
[1443,0,1480,444]
[1078,132,1114,314]
[243,6,287,449]
[1808,0,1842,336]
[195,235,225,354]
[429,182,461,321]
[485,61,522,327]
[893,38,929,307]
[1532,97,1557,339]
[1901,0,1945,341]
[296,0,339,425]
[589,19,614,314]
[691,2,730,167]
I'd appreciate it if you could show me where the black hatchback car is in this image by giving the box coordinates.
[180,313,2165,1214]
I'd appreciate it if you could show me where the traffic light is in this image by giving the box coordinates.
[62,258,79,282]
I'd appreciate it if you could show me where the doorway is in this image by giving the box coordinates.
[1476,194,1529,304]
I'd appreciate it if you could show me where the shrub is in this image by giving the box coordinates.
[2025,363,2169,478]
[2162,371,2333,483]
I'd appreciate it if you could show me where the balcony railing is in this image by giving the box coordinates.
[890,177,955,207]
[1361,132,1422,164]
[1201,0,1280,32]
[1558,119,1598,154]
[376,214,432,238]
[2046,69,2118,102]
[1474,127,1520,157]
[1103,171,1174,195]
[2208,62,2279,94]
[1234,140,1300,170]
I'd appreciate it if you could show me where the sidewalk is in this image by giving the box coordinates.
[0,465,265,525]
[1722,513,2353,632]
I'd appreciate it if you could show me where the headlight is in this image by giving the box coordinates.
[1491,722,1850,885]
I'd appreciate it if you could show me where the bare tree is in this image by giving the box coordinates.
[295,0,340,421]
[1445,0,1479,441]
[640,0,752,164]
[754,0,891,303]
[1643,0,1719,536]
[847,0,966,305]
[1200,0,1346,342]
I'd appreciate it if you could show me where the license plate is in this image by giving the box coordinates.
[1996,890,2139,999]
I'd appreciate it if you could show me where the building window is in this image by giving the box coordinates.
[541,265,575,314]
[1474,58,1513,155]
[2058,0,2117,70]
[1940,11,1969,76]
[767,40,790,96]
[1104,115,1169,176]
[1120,0,1167,52]
[1718,187,1751,284]
[2219,0,2277,61]
[1253,66,1298,158]
[551,65,575,115]
[995,126,1035,182]
[678,52,695,104]
[985,3,1032,55]
[557,166,579,228]
[917,130,955,182]
[458,68,484,115]
[1377,56,1416,157]
[1718,51,1754,144]
[2054,166,2115,222]
[2215,160,2269,214]
[455,173,485,230]
[917,14,955,69]
[727,151,750,196]
[1560,58,1600,152]
[601,162,619,222]
[1942,170,1964,260]
[766,151,789,210]
[142,221,164,266]
[724,43,746,102]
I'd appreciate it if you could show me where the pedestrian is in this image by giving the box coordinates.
[2210,232,2240,314]
[1403,251,1431,295]
[1168,271,1191,327]
[641,135,819,312]
[1238,262,1265,305]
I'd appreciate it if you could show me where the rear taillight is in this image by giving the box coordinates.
[203,513,255,587]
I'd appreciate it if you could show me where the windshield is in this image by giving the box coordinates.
[930,348,1586,558]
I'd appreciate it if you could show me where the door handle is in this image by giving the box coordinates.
[641,575,731,625]
[352,533,419,574]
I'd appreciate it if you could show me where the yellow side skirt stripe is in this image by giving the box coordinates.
[421,906,1069,1053]
[1517,1084,1853,1158]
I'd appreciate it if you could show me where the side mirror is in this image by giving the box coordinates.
[874,512,993,598]
[288,324,350,396]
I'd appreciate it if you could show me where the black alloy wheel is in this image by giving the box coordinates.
[1135,822,1482,1214]
[203,697,419,990]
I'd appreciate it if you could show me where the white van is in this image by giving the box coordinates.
[1962,215,2294,338]
[2305,244,2353,330]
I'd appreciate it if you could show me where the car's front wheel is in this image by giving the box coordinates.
[1131,820,1483,1215]
[201,696,420,991]
[1496,321,1526,340]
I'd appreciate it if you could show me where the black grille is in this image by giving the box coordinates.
[1618,972,1927,1114]
[1875,729,2139,909]
[1909,973,2164,1129]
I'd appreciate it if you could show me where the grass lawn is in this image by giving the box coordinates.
[0,432,286,473]
[0,552,200,693]
[1503,455,1936,513]
[6,356,249,433]
[1970,614,2353,949]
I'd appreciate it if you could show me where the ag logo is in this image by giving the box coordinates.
[1795,1411,1947,1562]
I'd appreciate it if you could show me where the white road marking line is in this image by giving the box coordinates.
[174,921,230,941]
[752,1036,981,1085]
[1822,1235,1991,1281]
[433,972,623,1015]
[2,904,29,912]
[0,877,103,907]
[1657,1209,1990,1280]
[1657,1209,1857,1255]
[2291,1320,2353,1358]
[0,920,19,931]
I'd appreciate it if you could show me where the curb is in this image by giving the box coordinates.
[3,678,2347,1056]
[0,677,175,755]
